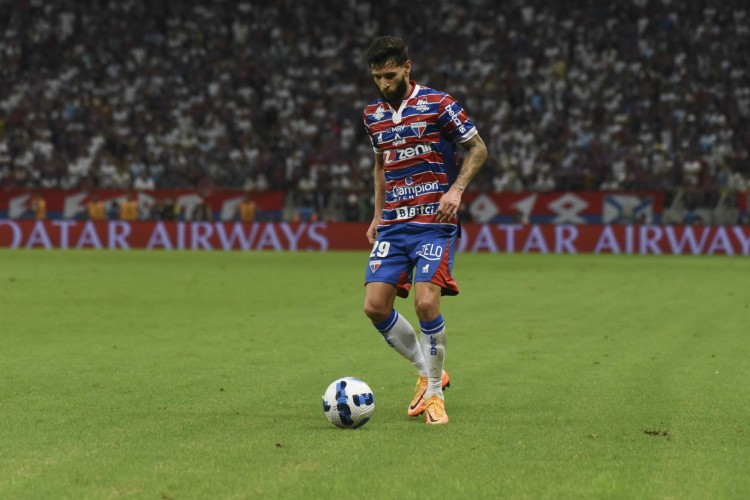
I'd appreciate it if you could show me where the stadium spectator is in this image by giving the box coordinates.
[493,167,524,192]
[146,199,162,221]
[343,192,360,222]
[133,169,156,191]
[458,202,473,224]
[162,198,178,221]
[190,196,213,221]
[151,197,178,221]
[107,201,120,221]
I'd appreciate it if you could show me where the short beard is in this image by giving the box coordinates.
[380,75,408,107]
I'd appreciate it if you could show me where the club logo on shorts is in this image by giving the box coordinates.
[416,243,444,261]
[422,264,430,273]
[369,260,382,273]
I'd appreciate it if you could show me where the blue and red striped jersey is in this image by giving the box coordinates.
[363,81,477,228]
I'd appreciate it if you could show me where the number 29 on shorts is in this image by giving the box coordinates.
[369,241,390,258]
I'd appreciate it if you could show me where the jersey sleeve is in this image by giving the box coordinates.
[363,113,381,154]
[437,94,478,143]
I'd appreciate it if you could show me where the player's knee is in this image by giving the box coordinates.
[414,297,439,322]
[363,299,390,323]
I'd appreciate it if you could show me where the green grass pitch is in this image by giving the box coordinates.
[1,249,748,499]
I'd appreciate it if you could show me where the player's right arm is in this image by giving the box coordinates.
[366,152,385,244]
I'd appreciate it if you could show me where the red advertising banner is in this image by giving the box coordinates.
[461,191,667,224]
[2,189,746,224]
[0,188,285,220]
[1,220,749,255]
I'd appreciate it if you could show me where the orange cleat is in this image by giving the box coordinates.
[424,394,449,425]
[407,370,450,417]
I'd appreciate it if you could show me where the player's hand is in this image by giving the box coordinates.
[366,219,379,244]
[435,187,461,223]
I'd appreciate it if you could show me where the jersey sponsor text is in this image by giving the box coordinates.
[383,142,432,165]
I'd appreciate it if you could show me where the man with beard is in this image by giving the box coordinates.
[361,36,488,425]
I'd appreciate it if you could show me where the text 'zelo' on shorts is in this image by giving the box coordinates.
[364,223,459,298]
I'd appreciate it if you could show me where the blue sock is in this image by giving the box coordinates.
[372,309,398,333]
[419,315,445,336]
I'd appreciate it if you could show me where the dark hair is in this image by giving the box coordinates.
[364,36,409,68]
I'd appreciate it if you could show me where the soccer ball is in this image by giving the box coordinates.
[322,377,375,429]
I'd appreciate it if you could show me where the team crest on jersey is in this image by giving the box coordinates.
[410,121,427,138]
[373,105,386,120]
[369,260,382,273]
[413,98,429,112]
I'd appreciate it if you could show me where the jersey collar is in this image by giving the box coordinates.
[388,81,419,124]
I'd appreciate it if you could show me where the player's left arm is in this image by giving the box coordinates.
[435,134,488,223]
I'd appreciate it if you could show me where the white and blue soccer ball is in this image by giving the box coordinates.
[322,377,375,429]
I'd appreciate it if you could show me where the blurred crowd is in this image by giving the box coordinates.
[1,0,748,220]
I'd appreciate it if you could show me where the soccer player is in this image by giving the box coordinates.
[361,36,488,425]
